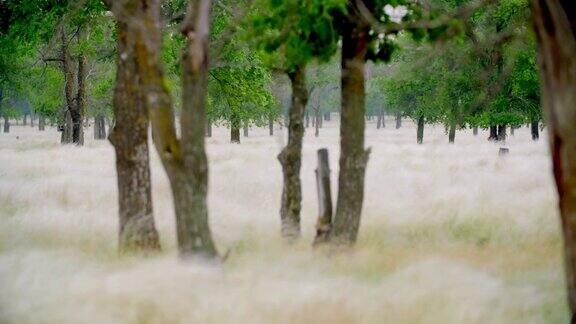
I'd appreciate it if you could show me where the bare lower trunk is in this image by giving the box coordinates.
[395,113,402,129]
[315,108,320,137]
[488,126,498,141]
[531,120,539,140]
[94,115,107,139]
[243,124,248,137]
[330,12,370,245]
[376,112,382,129]
[417,116,424,144]
[278,65,308,240]
[448,121,456,143]
[73,52,87,145]
[269,115,274,136]
[324,112,331,121]
[305,111,310,128]
[39,116,45,131]
[314,148,333,245]
[3,116,8,133]
[497,124,507,141]
[108,12,160,254]
[61,26,75,145]
[23,113,27,125]
[473,126,478,136]
[531,0,576,319]
[231,125,240,143]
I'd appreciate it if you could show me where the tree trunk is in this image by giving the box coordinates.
[206,119,212,137]
[30,114,34,127]
[417,115,424,144]
[113,0,218,258]
[278,64,308,240]
[448,121,456,143]
[376,111,382,129]
[39,115,45,131]
[23,113,27,125]
[315,108,320,137]
[243,124,248,137]
[488,125,498,141]
[314,148,333,245]
[94,115,106,139]
[3,116,8,133]
[74,51,87,145]
[61,26,75,145]
[231,125,240,143]
[395,113,402,129]
[324,112,331,121]
[330,9,370,245]
[269,115,274,136]
[531,1,576,319]
[473,126,478,136]
[497,124,507,141]
[531,120,539,140]
[305,111,310,128]
[107,6,161,254]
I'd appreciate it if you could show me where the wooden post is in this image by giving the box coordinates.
[314,148,333,245]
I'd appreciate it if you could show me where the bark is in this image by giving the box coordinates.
[330,7,371,245]
[108,13,160,254]
[395,113,402,129]
[74,51,87,145]
[243,124,248,137]
[39,116,45,131]
[448,121,456,143]
[23,113,27,125]
[497,124,507,141]
[3,117,8,133]
[531,120,540,140]
[269,115,274,136]
[61,26,75,145]
[231,124,240,143]
[112,0,218,258]
[376,111,382,129]
[417,115,424,144]
[94,115,107,139]
[488,126,498,141]
[324,112,331,121]
[206,119,212,137]
[473,126,478,136]
[315,108,320,137]
[531,0,576,319]
[314,148,333,245]
[305,111,310,128]
[278,64,308,240]
[30,114,34,127]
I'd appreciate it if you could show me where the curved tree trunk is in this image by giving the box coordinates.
[417,116,424,144]
[531,1,576,319]
[108,16,160,253]
[330,8,370,245]
[278,64,308,240]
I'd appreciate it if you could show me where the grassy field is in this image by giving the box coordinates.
[0,119,567,323]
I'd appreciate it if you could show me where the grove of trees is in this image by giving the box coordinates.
[1,0,575,320]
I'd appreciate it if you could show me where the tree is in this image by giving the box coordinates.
[530,0,576,320]
[251,0,342,240]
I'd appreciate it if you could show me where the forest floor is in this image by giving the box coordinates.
[0,118,567,323]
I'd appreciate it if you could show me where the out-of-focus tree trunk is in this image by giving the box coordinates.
[417,115,424,144]
[2,116,8,133]
[473,126,478,136]
[74,50,87,145]
[94,115,107,139]
[278,64,308,240]
[110,0,218,258]
[330,4,371,245]
[206,119,212,137]
[395,112,402,129]
[61,26,75,145]
[531,1,576,320]
[448,120,456,143]
[497,124,507,141]
[108,9,160,254]
[243,124,249,137]
[488,125,498,141]
[39,116,45,131]
[269,115,274,135]
[531,120,539,140]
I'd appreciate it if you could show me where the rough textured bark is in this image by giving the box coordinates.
[61,26,75,145]
[314,148,333,245]
[531,0,576,319]
[330,6,371,245]
[395,113,402,129]
[110,0,218,258]
[108,14,160,254]
[417,116,424,144]
[278,64,308,240]
[531,120,540,140]
[74,52,87,145]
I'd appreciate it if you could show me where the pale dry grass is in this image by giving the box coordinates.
[0,119,567,323]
